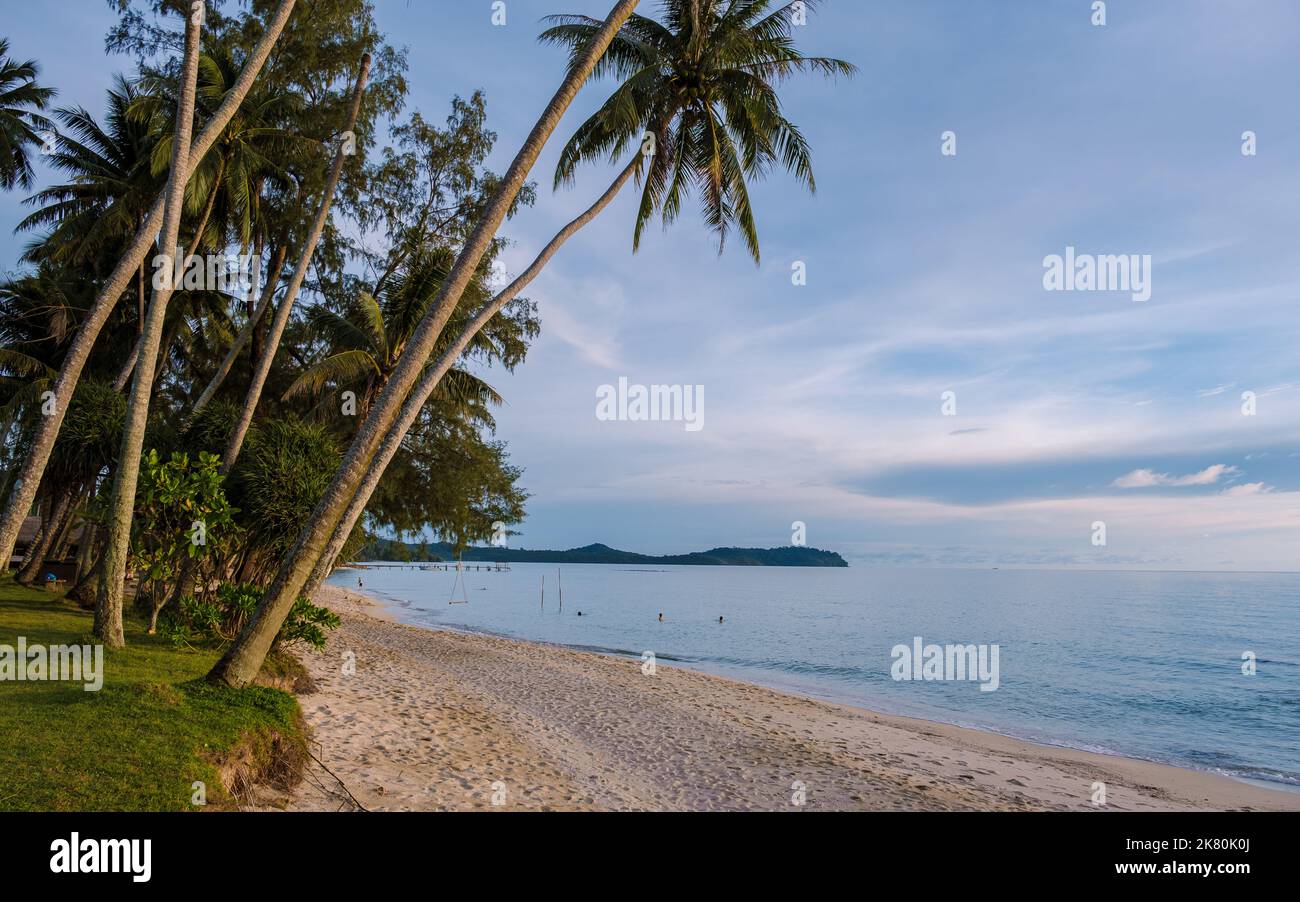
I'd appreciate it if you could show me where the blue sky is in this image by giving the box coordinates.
[3,1,1299,569]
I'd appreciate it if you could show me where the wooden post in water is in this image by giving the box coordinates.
[540,574,545,610]
[557,568,563,613]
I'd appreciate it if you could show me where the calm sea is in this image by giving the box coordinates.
[330,563,1300,789]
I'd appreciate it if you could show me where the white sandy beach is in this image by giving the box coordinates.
[274,585,1299,812]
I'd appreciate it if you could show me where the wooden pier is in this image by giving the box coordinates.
[350,562,511,572]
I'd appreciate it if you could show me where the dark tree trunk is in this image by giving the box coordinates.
[148,579,167,634]
[17,485,75,586]
[167,555,200,609]
[74,520,98,583]
[14,489,50,575]
[48,489,85,561]
[68,551,104,609]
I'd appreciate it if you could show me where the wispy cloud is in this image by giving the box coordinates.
[1222,482,1273,496]
[1112,465,1240,489]
[8,0,1300,569]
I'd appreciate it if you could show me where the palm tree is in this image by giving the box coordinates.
[112,45,307,392]
[0,268,91,510]
[282,253,512,598]
[294,258,530,599]
[0,271,69,412]
[142,50,368,616]
[19,80,162,363]
[135,42,306,252]
[0,0,298,576]
[0,339,53,557]
[208,0,644,687]
[94,4,206,649]
[541,0,853,261]
[18,79,161,268]
[235,0,855,641]
[14,380,122,586]
[0,38,54,191]
[218,53,371,472]
[283,250,504,421]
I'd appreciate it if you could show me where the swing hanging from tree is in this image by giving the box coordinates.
[447,559,469,605]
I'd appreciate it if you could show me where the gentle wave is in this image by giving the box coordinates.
[337,563,1300,790]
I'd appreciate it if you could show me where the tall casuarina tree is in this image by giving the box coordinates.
[94,1,206,648]
[221,54,370,471]
[207,0,644,687]
[0,0,297,573]
[188,239,286,417]
[160,54,368,610]
[301,0,856,595]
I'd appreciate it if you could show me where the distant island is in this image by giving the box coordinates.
[356,540,848,568]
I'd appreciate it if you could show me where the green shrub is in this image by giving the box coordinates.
[223,418,341,583]
[280,596,344,650]
[129,449,238,633]
[164,581,339,652]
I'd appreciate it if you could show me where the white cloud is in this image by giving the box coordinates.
[1196,384,1233,397]
[1112,464,1239,489]
[1222,482,1273,496]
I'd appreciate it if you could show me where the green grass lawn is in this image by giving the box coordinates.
[0,577,304,811]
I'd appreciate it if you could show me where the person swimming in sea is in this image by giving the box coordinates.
[658,612,664,622]
[718,616,724,623]
[577,611,583,616]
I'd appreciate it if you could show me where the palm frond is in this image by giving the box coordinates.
[544,0,853,259]
[281,349,380,401]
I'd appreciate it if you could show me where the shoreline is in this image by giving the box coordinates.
[278,584,1300,811]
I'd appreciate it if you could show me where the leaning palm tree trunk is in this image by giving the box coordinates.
[111,344,139,393]
[208,0,642,687]
[93,8,205,648]
[16,484,75,585]
[220,54,371,472]
[0,0,298,571]
[190,241,286,418]
[13,489,52,578]
[302,154,642,595]
[74,519,97,583]
[169,58,369,620]
[47,489,85,561]
[114,153,229,392]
